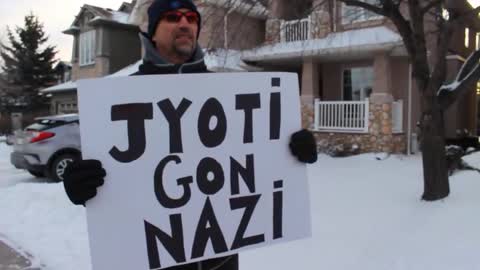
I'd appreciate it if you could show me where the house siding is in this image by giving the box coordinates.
[390,57,412,135]
[198,6,265,50]
[49,2,140,116]
[106,27,141,73]
[196,0,479,153]
[321,62,341,101]
[198,6,226,49]
[226,12,265,50]
[49,91,78,114]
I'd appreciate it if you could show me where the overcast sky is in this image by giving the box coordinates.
[1,0,480,62]
[0,1,128,61]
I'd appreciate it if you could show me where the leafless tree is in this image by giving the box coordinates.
[132,0,480,201]
[337,0,480,201]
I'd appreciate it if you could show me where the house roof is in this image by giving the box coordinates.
[54,61,72,69]
[241,26,404,62]
[64,3,135,34]
[107,60,142,77]
[119,1,137,13]
[40,81,77,93]
[41,50,252,94]
[204,49,252,71]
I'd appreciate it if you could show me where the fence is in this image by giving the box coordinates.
[281,16,311,42]
[314,99,370,133]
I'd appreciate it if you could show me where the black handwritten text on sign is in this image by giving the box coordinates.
[109,78,284,269]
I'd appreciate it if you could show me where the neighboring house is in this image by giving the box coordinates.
[194,0,480,154]
[41,0,480,154]
[41,1,141,115]
[53,61,72,84]
[42,0,252,115]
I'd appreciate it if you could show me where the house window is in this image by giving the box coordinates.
[476,32,480,50]
[343,67,374,101]
[79,30,96,66]
[342,0,382,24]
[465,28,470,48]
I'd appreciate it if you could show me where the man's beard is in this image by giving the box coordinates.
[173,42,195,58]
[172,29,195,58]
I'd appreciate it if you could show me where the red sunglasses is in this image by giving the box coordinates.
[161,11,199,24]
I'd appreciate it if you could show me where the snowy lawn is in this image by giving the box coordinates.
[0,142,479,270]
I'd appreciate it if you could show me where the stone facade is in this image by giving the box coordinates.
[302,99,407,154]
[265,19,281,45]
[310,10,330,39]
[301,99,315,130]
[314,132,406,154]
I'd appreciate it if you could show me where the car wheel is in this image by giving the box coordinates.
[50,153,79,182]
[27,170,45,178]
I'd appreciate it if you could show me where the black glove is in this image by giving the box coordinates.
[63,159,106,205]
[289,129,318,164]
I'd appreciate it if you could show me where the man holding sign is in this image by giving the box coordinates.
[63,0,317,270]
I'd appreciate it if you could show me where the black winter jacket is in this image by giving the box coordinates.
[133,33,238,270]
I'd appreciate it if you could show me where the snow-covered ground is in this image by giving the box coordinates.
[0,141,479,270]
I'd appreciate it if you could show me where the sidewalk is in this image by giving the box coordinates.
[0,240,41,270]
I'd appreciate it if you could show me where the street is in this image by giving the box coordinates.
[0,142,45,269]
[0,238,40,270]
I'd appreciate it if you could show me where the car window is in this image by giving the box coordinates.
[25,119,67,131]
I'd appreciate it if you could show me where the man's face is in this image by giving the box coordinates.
[152,8,199,61]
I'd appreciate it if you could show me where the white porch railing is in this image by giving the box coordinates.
[280,16,311,42]
[314,99,370,133]
[392,100,403,133]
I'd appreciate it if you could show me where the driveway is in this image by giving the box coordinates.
[0,239,41,270]
[0,142,44,269]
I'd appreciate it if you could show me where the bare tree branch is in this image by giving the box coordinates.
[420,0,442,15]
[428,16,453,106]
[339,0,386,15]
[437,50,480,109]
[446,3,480,24]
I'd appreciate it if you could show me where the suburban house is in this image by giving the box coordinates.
[42,0,480,154]
[41,1,141,114]
[194,0,480,154]
[52,61,73,85]
[42,0,252,115]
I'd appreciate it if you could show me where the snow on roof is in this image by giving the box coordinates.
[204,49,249,71]
[242,26,403,62]
[89,11,132,26]
[31,52,253,95]
[110,11,131,24]
[69,4,134,29]
[40,81,77,93]
[41,61,141,94]
[40,60,142,93]
[107,60,141,77]
[36,113,79,121]
[93,51,249,75]
[199,0,268,19]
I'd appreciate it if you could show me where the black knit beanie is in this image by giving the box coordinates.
[147,0,201,39]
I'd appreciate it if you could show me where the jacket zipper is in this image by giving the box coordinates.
[179,58,204,74]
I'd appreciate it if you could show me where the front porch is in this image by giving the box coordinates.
[242,23,409,154]
[297,54,409,154]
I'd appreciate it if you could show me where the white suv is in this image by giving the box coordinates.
[10,114,81,181]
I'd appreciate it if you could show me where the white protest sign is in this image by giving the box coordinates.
[77,72,311,270]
